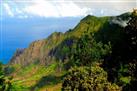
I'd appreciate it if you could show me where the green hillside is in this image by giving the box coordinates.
[1,11,137,91]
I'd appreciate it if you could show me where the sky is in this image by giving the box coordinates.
[1,0,137,18]
[0,0,136,63]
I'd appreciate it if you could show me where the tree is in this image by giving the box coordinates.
[62,63,120,91]
[102,10,137,90]
[70,32,111,66]
[0,62,12,91]
[122,11,137,90]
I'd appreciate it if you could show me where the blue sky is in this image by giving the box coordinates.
[1,0,136,19]
[0,0,136,63]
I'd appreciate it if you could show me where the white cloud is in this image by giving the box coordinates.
[74,0,136,16]
[100,9,104,15]
[15,8,23,14]
[2,0,136,18]
[22,0,91,17]
[54,1,91,17]
[23,0,60,17]
[18,15,28,19]
[3,3,14,17]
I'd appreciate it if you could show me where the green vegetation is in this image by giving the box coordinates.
[8,62,64,91]
[5,11,137,91]
[69,32,111,66]
[62,64,120,91]
[0,62,12,91]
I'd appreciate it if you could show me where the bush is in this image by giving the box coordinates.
[0,62,12,91]
[62,64,121,91]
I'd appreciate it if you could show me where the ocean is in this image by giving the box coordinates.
[0,17,81,64]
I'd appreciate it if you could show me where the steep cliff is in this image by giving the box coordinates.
[9,32,64,66]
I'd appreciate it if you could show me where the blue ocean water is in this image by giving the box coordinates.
[0,17,81,64]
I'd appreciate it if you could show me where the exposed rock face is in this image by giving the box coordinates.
[9,32,64,66]
[10,48,25,64]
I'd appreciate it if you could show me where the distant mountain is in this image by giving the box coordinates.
[5,12,134,90]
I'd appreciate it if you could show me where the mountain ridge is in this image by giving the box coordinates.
[9,13,132,66]
[5,12,135,91]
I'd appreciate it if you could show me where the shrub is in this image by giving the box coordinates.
[62,64,121,91]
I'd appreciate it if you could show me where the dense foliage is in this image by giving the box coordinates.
[0,62,12,91]
[102,12,137,90]
[62,64,120,91]
[62,11,137,91]
[70,32,111,66]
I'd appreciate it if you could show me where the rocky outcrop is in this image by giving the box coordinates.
[10,48,25,64]
[9,32,64,66]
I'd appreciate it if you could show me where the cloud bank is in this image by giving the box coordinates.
[1,0,137,18]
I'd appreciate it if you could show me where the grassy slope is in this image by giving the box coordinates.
[10,62,64,91]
